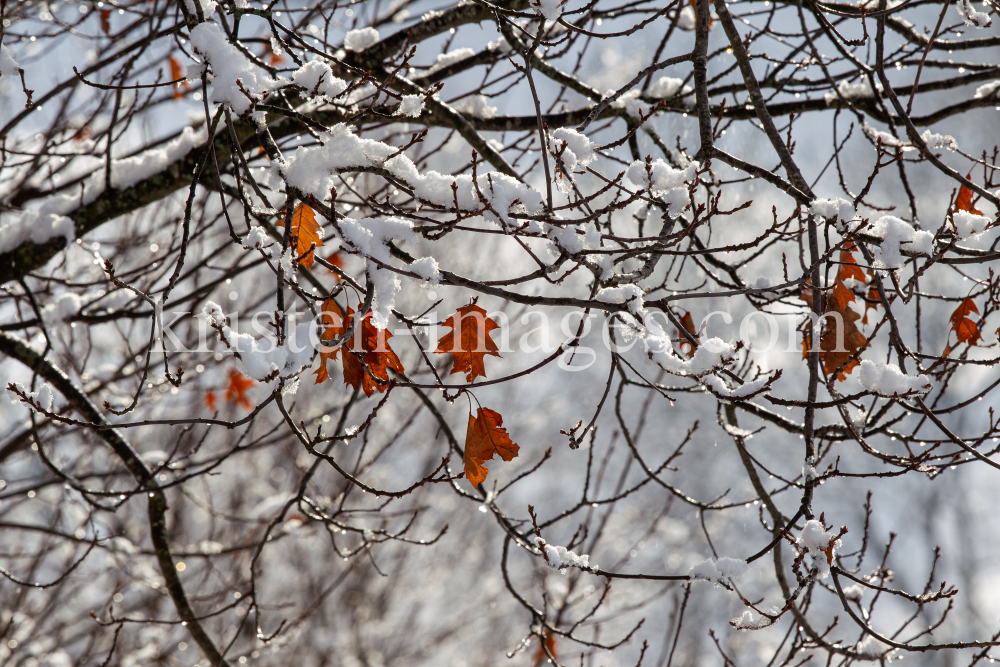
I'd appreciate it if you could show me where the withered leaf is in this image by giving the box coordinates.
[464,407,519,488]
[436,303,501,382]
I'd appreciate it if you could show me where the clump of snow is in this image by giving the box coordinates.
[920,130,958,151]
[956,0,992,27]
[280,124,544,230]
[953,210,990,240]
[548,128,596,174]
[810,198,855,225]
[189,22,280,115]
[861,122,911,150]
[798,519,841,578]
[530,0,565,21]
[731,608,780,630]
[611,89,652,119]
[0,44,19,76]
[291,60,348,98]
[243,226,276,255]
[626,159,697,195]
[43,293,82,324]
[596,285,645,315]
[338,216,440,326]
[644,317,739,378]
[395,94,425,117]
[425,48,475,76]
[689,557,749,586]
[701,374,773,400]
[530,536,593,570]
[856,636,895,660]
[0,211,75,256]
[975,81,1000,99]
[452,94,498,119]
[842,583,864,601]
[858,360,931,397]
[6,382,55,412]
[868,215,934,269]
[675,5,696,30]
[202,302,314,381]
[648,76,695,106]
[825,78,877,103]
[183,0,217,16]
[344,27,380,51]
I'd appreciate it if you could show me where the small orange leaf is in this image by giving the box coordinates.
[464,407,519,487]
[533,630,557,667]
[100,9,111,35]
[689,0,713,27]
[168,55,191,100]
[435,303,502,382]
[205,390,218,411]
[949,298,981,346]
[320,306,404,396]
[263,39,285,65]
[224,369,255,410]
[676,310,697,358]
[314,298,347,384]
[279,203,324,269]
[954,185,983,216]
[326,251,344,280]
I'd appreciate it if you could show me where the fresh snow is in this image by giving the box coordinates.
[291,60,348,98]
[953,210,990,240]
[395,94,425,117]
[956,0,992,27]
[202,302,314,381]
[189,22,280,115]
[548,128,596,173]
[858,360,931,397]
[530,0,565,21]
[868,215,933,269]
[975,81,1000,99]
[647,76,694,106]
[530,536,593,570]
[451,94,498,119]
[688,557,749,586]
[798,519,840,577]
[425,48,475,76]
[344,27,380,51]
[810,198,855,224]
[0,44,19,76]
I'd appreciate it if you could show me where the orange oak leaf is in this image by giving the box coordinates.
[205,390,218,411]
[689,0,714,27]
[676,310,697,358]
[224,369,255,410]
[435,303,501,382]
[279,203,324,269]
[168,55,191,100]
[949,298,981,346]
[464,407,519,487]
[954,185,983,216]
[801,244,867,381]
[263,39,284,65]
[326,251,344,281]
[317,305,403,395]
[313,298,348,384]
[533,630,557,667]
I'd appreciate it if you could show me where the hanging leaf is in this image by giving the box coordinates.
[100,9,111,35]
[676,310,697,358]
[533,630,558,667]
[314,298,347,384]
[168,55,191,100]
[802,243,867,381]
[954,184,983,216]
[464,407,519,487]
[689,0,714,28]
[435,303,501,382]
[949,298,981,346]
[224,369,255,410]
[279,203,324,269]
[205,390,218,411]
[326,251,345,281]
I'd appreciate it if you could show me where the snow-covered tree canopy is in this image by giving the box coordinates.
[1,0,999,664]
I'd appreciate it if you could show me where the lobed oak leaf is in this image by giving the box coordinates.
[224,369,255,410]
[949,298,981,346]
[279,203,324,269]
[317,305,404,395]
[954,185,983,216]
[435,303,501,382]
[464,407,519,487]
